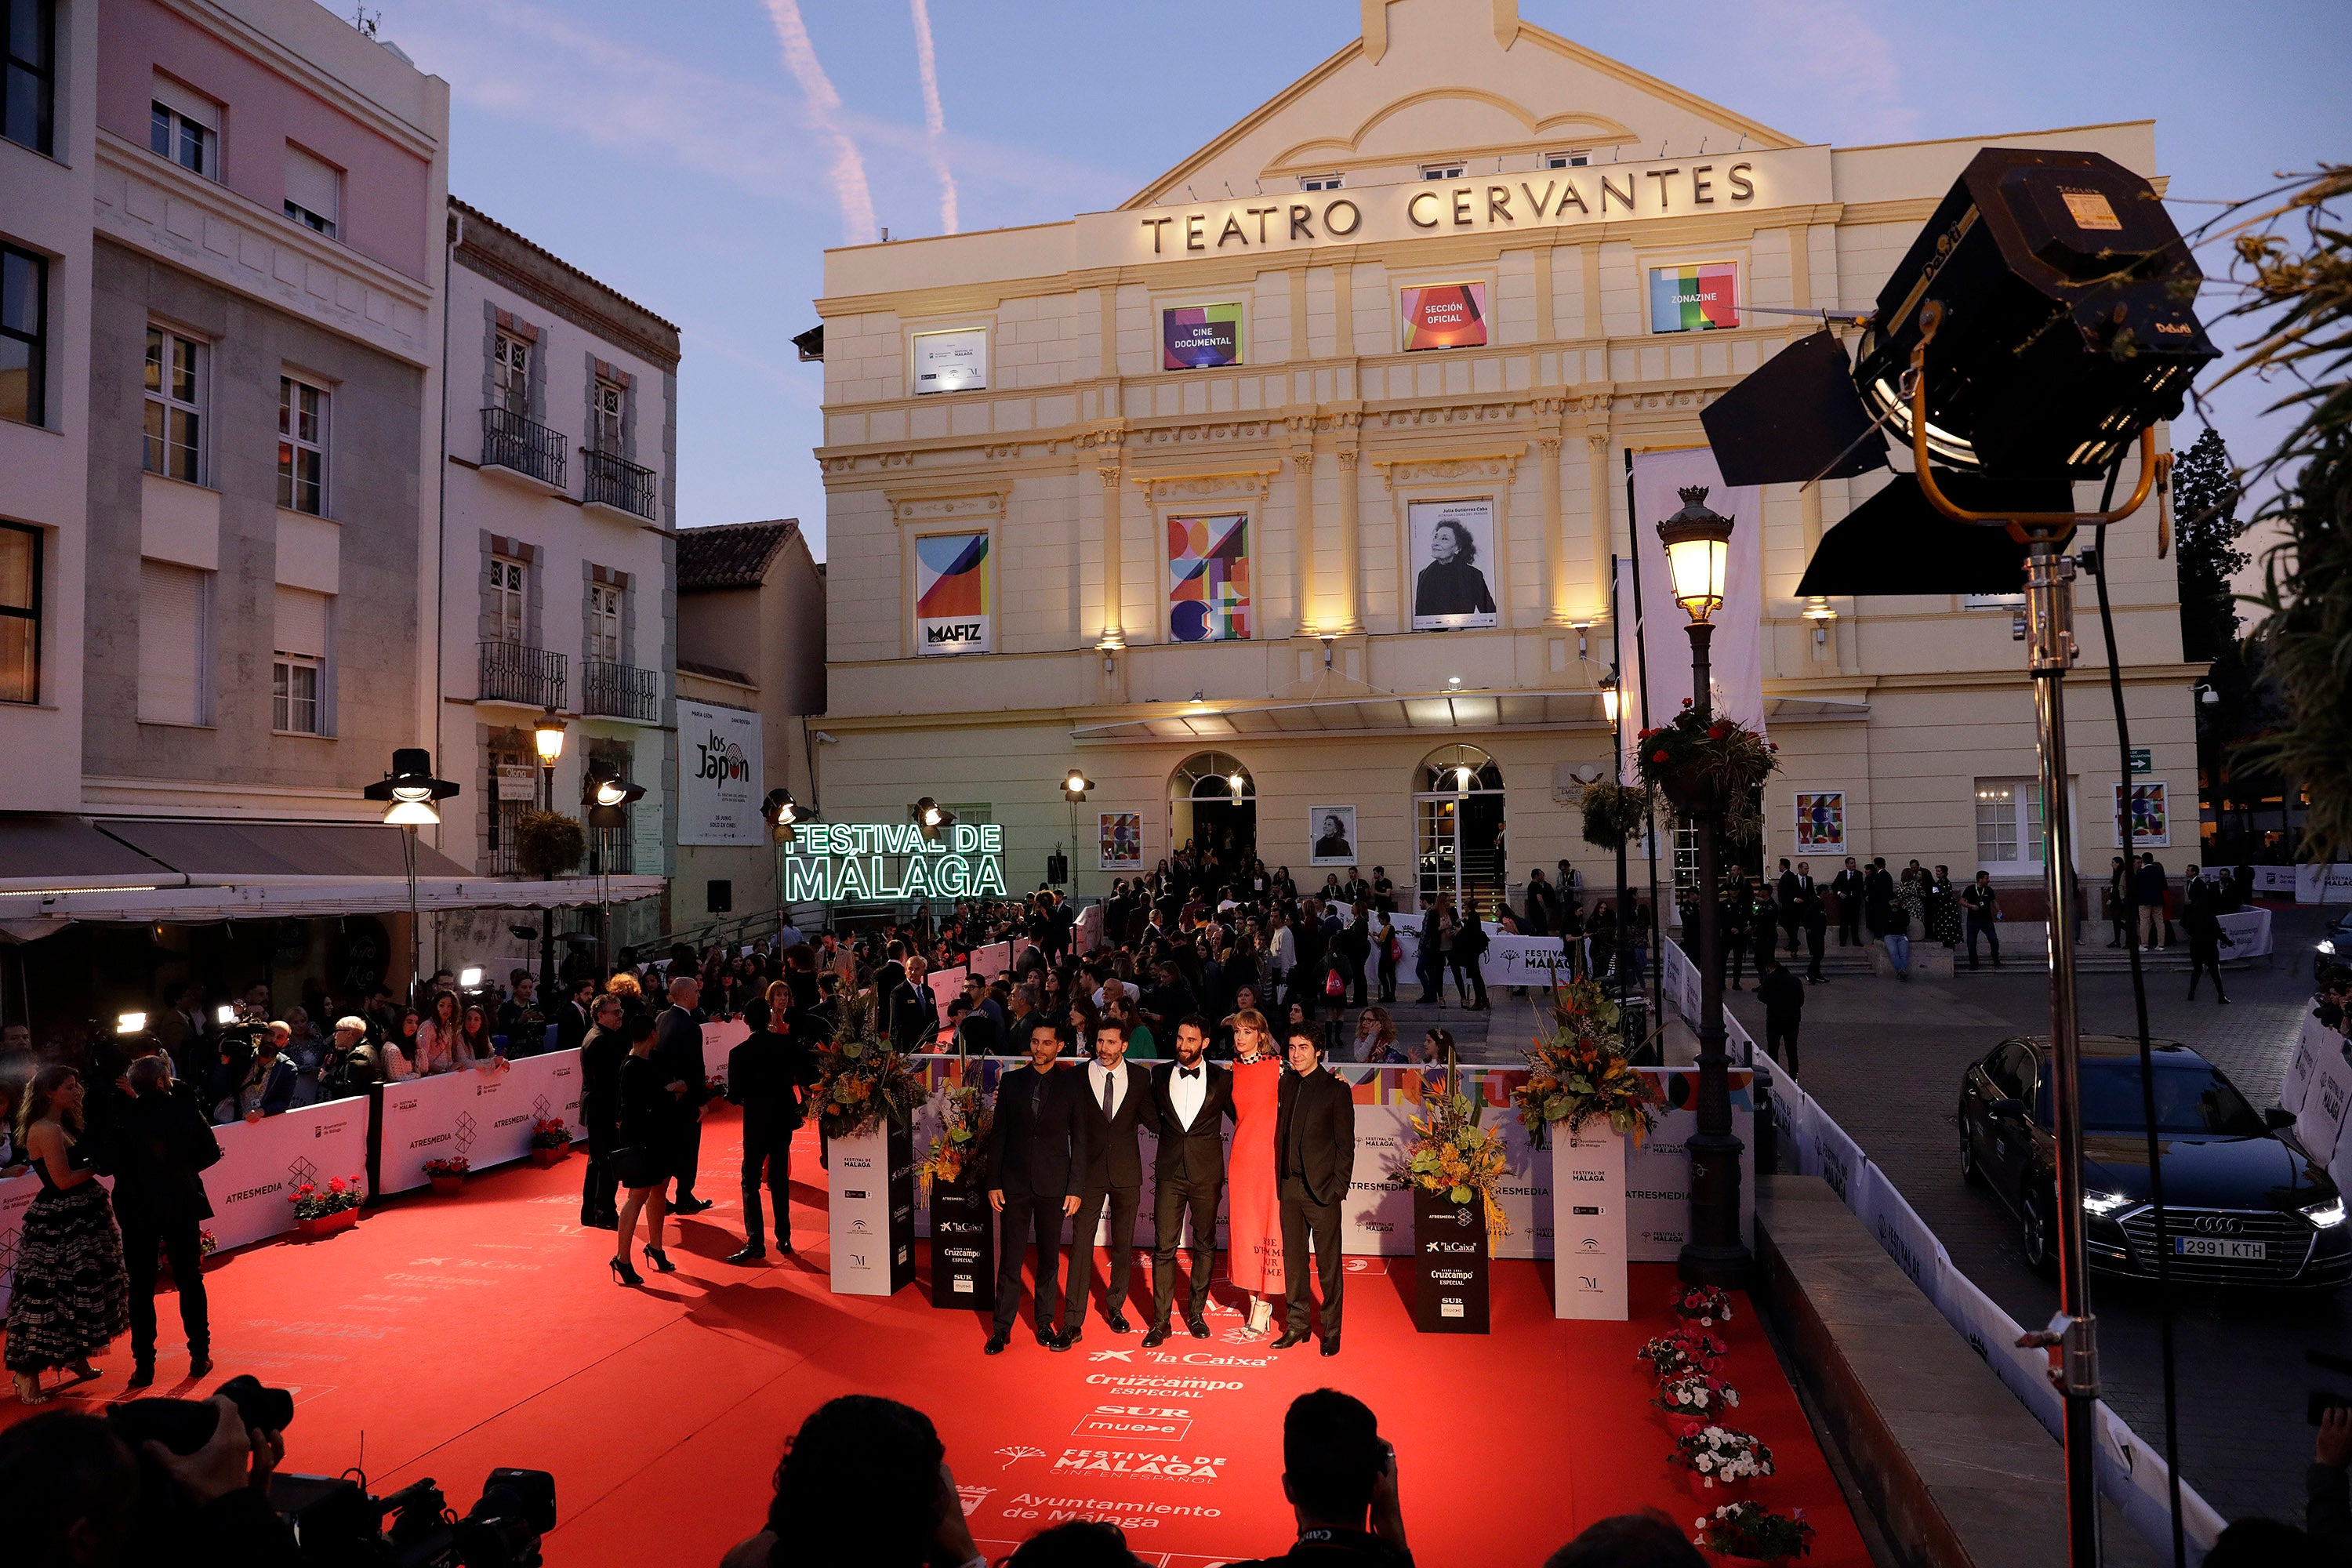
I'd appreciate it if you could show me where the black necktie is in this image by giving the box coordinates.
[1102,1070,1115,1117]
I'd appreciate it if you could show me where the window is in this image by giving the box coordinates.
[1418,163,1465,181]
[282,145,340,238]
[587,581,621,662]
[492,331,529,414]
[143,327,205,481]
[591,374,624,453]
[137,560,209,725]
[0,243,42,426]
[272,586,328,735]
[277,375,326,514]
[488,555,525,644]
[0,520,37,703]
[148,80,219,179]
[1962,593,2025,609]
[1299,173,1343,191]
[1974,779,2047,872]
[3,0,55,156]
[1544,151,1590,169]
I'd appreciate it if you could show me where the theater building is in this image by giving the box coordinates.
[809,0,2197,920]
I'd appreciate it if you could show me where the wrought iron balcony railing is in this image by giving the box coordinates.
[479,640,566,709]
[481,406,566,489]
[582,447,657,519]
[582,657,660,722]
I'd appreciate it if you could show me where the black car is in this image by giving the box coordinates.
[1958,1034,2350,1287]
[2317,909,2352,985]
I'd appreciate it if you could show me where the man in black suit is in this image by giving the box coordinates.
[1144,1015,1233,1348]
[555,976,597,1055]
[103,1054,222,1388]
[1062,1016,1158,1342]
[888,954,938,1052]
[577,993,628,1229]
[1272,1022,1356,1356]
[1773,858,1802,948]
[654,975,713,1213]
[1831,857,1865,947]
[984,1020,1093,1353]
[725,998,815,1264]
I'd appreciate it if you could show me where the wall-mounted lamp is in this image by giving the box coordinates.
[1319,634,1335,672]
[1569,619,1593,660]
[1802,598,1838,648]
[1097,637,1123,676]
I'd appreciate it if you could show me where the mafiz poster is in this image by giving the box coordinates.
[1098,812,1142,870]
[1794,792,1845,852]
[1168,513,1251,641]
[1407,498,1498,630]
[913,531,991,655]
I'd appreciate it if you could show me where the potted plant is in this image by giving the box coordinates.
[1672,1283,1736,1328]
[1638,1328,1729,1383]
[290,1174,365,1238]
[1695,1501,1815,1565]
[1514,980,1657,1148]
[1653,1370,1740,1423]
[528,1119,572,1167]
[514,811,585,878]
[1580,778,1653,852]
[1670,1423,1776,1500]
[920,1082,996,1310]
[424,1156,470,1196]
[1635,703,1778,814]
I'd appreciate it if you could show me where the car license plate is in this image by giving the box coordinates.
[2173,1236,2265,1261]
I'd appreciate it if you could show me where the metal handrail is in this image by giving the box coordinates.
[478,640,566,708]
[481,406,566,488]
[582,447,655,518]
[582,657,659,721]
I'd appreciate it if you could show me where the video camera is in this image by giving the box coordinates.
[106,1374,554,1566]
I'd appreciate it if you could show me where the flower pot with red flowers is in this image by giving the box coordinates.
[1653,1370,1740,1428]
[528,1119,572,1167]
[1634,708,1778,816]
[289,1174,366,1237]
[1672,1283,1737,1329]
[1637,1327,1728,1383]
[423,1156,470,1196]
[1694,1501,1814,1565]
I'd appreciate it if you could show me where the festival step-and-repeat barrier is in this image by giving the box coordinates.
[2281,1013,2352,1200]
[369,1052,586,1195]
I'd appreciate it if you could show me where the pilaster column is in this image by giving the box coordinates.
[1097,463,1125,648]
[1290,448,1318,635]
[1540,431,1567,624]
[1333,447,1363,633]
[1586,427,1616,602]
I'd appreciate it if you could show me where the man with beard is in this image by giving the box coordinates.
[1143,1016,1233,1347]
[983,1021,1094,1353]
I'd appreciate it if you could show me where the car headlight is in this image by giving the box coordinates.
[2302,1197,2347,1229]
[2082,1191,2132,1218]
[2321,939,2339,956]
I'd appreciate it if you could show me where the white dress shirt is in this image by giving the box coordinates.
[1167,1062,1207,1131]
[1086,1058,1131,1119]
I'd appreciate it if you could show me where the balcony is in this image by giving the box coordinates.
[582,657,660,722]
[582,448,657,521]
[586,815,635,874]
[480,407,566,493]
[479,640,566,709]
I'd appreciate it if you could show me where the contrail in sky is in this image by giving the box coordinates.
[760,0,877,245]
[908,0,959,234]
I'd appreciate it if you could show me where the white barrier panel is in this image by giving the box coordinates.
[202,1098,372,1252]
[1075,904,1103,954]
[925,964,967,1013]
[970,942,1012,981]
[2281,1014,2333,1120]
[2216,907,2273,959]
[0,1171,45,1315]
[2299,864,2352,904]
[2256,865,2298,895]
[373,1054,586,1194]
[1552,1126,1628,1319]
[702,1019,752,1087]
[1483,933,1570,989]
[2292,1024,2352,1184]
[1625,1073,1755,1262]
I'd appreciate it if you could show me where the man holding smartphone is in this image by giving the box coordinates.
[1227,1389,1411,1566]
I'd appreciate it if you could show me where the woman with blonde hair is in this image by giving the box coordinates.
[1352,1006,1404,1065]
[6,1067,129,1403]
[1223,1008,1285,1335]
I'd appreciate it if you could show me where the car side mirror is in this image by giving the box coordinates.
[1988,1096,2027,1120]
[2267,1107,2298,1131]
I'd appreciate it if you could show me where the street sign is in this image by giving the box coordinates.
[2129,748,2151,775]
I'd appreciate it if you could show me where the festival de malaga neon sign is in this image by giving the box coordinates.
[782,822,1007,902]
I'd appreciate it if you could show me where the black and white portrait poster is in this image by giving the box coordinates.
[1308,804,1358,866]
[1408,498,1499,630]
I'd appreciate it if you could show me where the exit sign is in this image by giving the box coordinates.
[2129,748,2151,775]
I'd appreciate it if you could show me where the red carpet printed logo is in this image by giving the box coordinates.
[956,1485,991,1515]
[1053,1449,1223,1480]
[994,1446,1045,1471]
[1074,1413,1192,1442]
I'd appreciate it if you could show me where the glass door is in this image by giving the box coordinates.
[1416,796,1461,910]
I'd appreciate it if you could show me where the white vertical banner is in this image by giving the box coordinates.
[1552,1127,1628,1319]
[1624,448,1765,778]
[677,701,764,847]
[829,1124,897,1295]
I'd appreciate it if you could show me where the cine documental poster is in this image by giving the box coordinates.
[913,531,991,655]
[1162,302,1243,369]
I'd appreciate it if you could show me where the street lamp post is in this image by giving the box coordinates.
[364,748,459,1003]
[1657,487,1751,1286]
[1599,673,1639,1055]
[533,710,568,1000]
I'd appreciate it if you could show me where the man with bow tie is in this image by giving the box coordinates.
[1143,1015,1235,1347]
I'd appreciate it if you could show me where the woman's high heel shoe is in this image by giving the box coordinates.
[610,1254,642,1287]
[644,1246,676,1273]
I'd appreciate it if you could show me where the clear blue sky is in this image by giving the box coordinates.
[377,0,2350,562]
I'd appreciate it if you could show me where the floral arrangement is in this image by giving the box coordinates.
[198,1228,218,1257]
[529,1118,570,1151]
[1638,1328,1729,1382]
[809,986,927,1141]
[1673,1283,1736,1327]
[1671,1423,1776,1488]
[1635,703,1779,807]
[1695,1501,1814,1561]
[706,1074,729,1098]
[1515,980,1657,1145]
[289,1174,365,1219]
[1580,778,1653,851]
[423,1156,470,1178]
[1396,1087,1508,1240]
[916,1084,993,1195]
[1654,1370,1740,1420]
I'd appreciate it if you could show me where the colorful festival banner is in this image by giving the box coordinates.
[2116,781,2169,848]
[1399,281,1487,350]
[1648,261,1740,332]
[1167,512,1251,641]
[1794,790,1845,852]
[1098,811,1142,870]
[1162,302,1244,369]
[913,531,992,655]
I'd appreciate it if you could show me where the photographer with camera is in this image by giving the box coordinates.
[0,1390,295,1567]
[2315,1406,2352,1558]
[1225,1389,1410,1567]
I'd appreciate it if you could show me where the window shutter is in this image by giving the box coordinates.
[139,561,206,724]
[284,145,341,223]
[274,585,328,657]
[151,74,220,130]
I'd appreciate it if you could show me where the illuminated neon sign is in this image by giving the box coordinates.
[783,822,1007,902]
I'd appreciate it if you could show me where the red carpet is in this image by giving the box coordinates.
[3,1109,1867,1567]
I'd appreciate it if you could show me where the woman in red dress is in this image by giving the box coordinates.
[1222,1007,1285,1334]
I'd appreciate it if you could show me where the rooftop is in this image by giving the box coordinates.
[678,519,800,591]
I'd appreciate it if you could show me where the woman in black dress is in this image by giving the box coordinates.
[8,1066,129,1403]
[610,1014,676,1285]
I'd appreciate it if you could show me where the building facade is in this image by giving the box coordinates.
[810,0,2198,919]
[433,198,678,972]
